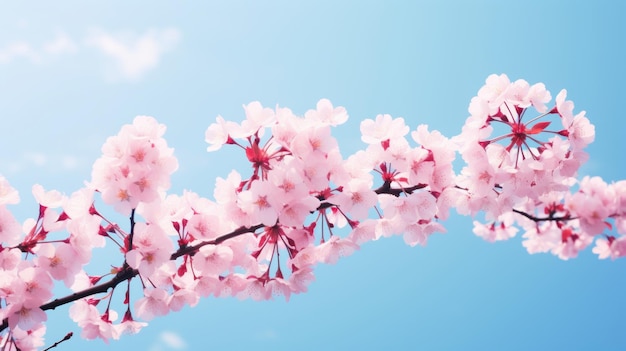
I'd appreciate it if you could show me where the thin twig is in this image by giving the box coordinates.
[512,208,574,222]
[42,332,73,351]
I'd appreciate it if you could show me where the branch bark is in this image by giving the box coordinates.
[0,183,422,334]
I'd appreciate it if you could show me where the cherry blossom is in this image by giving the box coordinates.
[593,235,626,260]
[0,176,19,206]
[0,76,623,349]
[360,114,409,145]
[134,288,170,321]
[0,206,21,246]
[126,222,174,278]
[304,98,349,126]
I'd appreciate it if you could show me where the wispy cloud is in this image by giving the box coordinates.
[0,152,80,175]
[148,330,187,351]
[86,27,181,81]
[0,41,41,64]
[0,32,78,65]
[160,331,187,349]
[0,27,181,82]
[23,152,47,167]
[43,32,79,55]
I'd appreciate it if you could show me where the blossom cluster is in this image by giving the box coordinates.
[0,75,624,350]
[453,74,624,259]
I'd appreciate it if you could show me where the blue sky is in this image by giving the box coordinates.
[1,1,625,350]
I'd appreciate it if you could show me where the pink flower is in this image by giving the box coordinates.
[205,115,238,152]
[472,216,518,243]
[169,287,199,311]
[193,245,234,276]
[239,101,276,138]
[90,116,178,216]
[304,99,348,126]
[32,184,64,209]
[294,152,339,191]
[360,114,409,145]
[521,220,560,255]
[0,176,19,205]
[316,236,359,264]
[567,111,595,150]
[527,82,551,113]
[237,181,280,226]
[378,194,413,224]
[69,299,98,324]
[593,236,626,260]
[5,300,47,331]
[379,191,437,227]
[186,212,220,241]
[80,312,120,341]
[507,79,531,107]
[67,215,106,264]
[552,227,592,260]
[0,247,21,271]
[288,265,315,293]
[126,222,174,278]
[348,219,378,245]
[553,89,574,122]
[288,244,318,268]
[279,196,320,227]
[329,178,377,221]
[403,221,446,247]
[477,73,511,114]
[215,273,247,297]
[272,106,304,149]
[116,311,148,336]
[566,177,613,236]
[134,288,170,321]
[16,265,54,304]
[290,125,338,158]
[266,277,292,301]
[236,276,270,301]
[0,206,22,246]
[34,243,82,287]
[11,323,46,351]
[194,275,221,297]
[62,187,95,219]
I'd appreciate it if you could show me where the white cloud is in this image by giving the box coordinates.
[0,41,41,64]
[86,27,181,81]
[0,32,77,65]
[43,32,79,55]
[159,331,187,350]
[0,27,181,82]
[0,153,81,176]
[23,152,47,167]
[61,155,79,170]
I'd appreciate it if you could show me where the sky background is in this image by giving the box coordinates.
[1,1,625,350]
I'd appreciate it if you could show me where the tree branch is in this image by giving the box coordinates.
[42,332,73,351]
[512,208,574,222]
[0,181,438,334]
[171,224,264,259]
[0,223,264,334]
[374,181,427,196]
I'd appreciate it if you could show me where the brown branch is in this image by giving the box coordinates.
[374,181,428,196]
[512,208,575,222]
[171,224,264,259]
[0,265,138,333]
[0,223,264,334]
[43,332,73,351]
[0,181,444,334]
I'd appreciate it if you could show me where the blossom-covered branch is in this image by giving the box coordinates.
[0,74,624,350]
